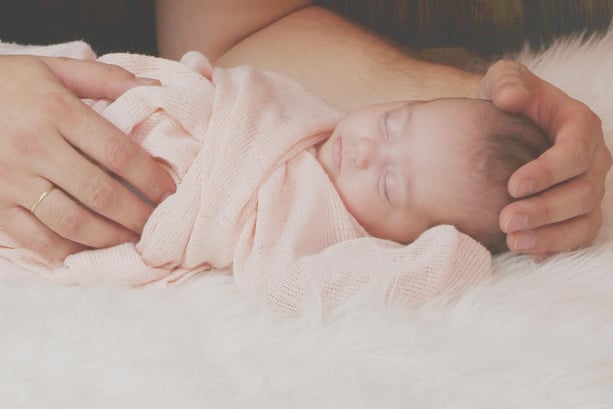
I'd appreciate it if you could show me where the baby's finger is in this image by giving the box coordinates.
[29,185,138,248]
[506,211,602,254]
[0,206,85,261]
[501,173,604,235]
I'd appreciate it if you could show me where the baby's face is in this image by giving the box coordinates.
[316,98,487,243]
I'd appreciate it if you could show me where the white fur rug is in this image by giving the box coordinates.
[2,30,613,409]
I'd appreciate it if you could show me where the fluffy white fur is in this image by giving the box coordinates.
[2,29,613,408]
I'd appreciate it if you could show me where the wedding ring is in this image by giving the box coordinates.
[30,186,55,214]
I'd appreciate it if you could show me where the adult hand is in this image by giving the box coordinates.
[0,55,176,261]
[480,60,612,256]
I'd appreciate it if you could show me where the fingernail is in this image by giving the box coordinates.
[513,179,535,197]
[513,232,536,251]
[534,253,550,263]
[135,77,160,86]
[161,190,175,201]
[504,213,529,232]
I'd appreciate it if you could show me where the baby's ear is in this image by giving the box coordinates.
[180,51,212,78]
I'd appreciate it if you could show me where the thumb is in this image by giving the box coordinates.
[41,56,160,100]
[480,60,532,113]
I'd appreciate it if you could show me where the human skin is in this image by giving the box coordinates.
[479,61,611,255]
[158,3,610,257]
[316,99,487,244]
[156,0,311,62]
[0,56,176,260]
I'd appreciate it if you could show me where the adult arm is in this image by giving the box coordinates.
[215,6,481,110]
[155,0,311,62]
[0,55,176,261]
[156,1,479,109]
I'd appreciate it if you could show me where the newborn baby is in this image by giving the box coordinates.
[317,98,548,254]
[0,44,548,314]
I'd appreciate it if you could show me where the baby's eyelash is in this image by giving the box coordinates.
[381,112,392,141]
[381,168,391,203]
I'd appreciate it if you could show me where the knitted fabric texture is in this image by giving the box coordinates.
[0,42,492,314]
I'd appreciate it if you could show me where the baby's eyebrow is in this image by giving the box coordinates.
[394,101,416,141]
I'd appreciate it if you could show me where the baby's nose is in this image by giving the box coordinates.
[355,137,381,169]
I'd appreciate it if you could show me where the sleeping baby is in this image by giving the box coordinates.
[0,44,548,314]
[316,97,548,255]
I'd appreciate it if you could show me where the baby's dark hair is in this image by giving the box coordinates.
[462,101,551,254]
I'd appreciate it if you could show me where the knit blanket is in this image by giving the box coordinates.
[0,42,490,314]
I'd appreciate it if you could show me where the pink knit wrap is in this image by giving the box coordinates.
[0,42,491,313]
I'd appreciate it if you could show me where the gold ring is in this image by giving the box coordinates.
[30,186,55,214]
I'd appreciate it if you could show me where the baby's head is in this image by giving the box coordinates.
[316,97,550,254]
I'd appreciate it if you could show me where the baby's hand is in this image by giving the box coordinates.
[480,60,612,256]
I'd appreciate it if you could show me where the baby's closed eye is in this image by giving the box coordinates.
[380,167,402,206]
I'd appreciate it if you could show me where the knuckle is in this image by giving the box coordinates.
[143,168,169,202]
[570,102,600,131]
[105,136,136,172]
[592,112,603,130]
[55,211,86,238]
[87,180,117,212]
[571,140,591,172]
[535,198,552,222]
[575,104,604,144]
[588,209,602,236]
[574,100,591,113]
[506,60,524,72]
[583,106,603,128]
[603,145,613,170]
[11,130,44,155]
[29,232,54,255]
[490,59,518,72]
[532,229,560,254]
[570,212,601,250]
[40,91,75,120]
[578,214,601,249]
[579,181,598,213]
[486,60,521,82]
[486,60,504,73]
[571,99,591,114]
[10,55,46,74]
[103,63,132,80]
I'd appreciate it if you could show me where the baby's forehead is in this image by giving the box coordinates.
[425,97,497,117]
[418,98,495,136]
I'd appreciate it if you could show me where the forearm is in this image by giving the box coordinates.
[216,6,481,110]
[155,0,311,61]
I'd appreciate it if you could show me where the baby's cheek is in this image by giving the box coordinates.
[336,178,380,227]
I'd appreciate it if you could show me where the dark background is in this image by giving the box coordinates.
[0,1,611,57]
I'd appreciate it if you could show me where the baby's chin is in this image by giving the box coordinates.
[350,212,423,244]
[314,132,338,181]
